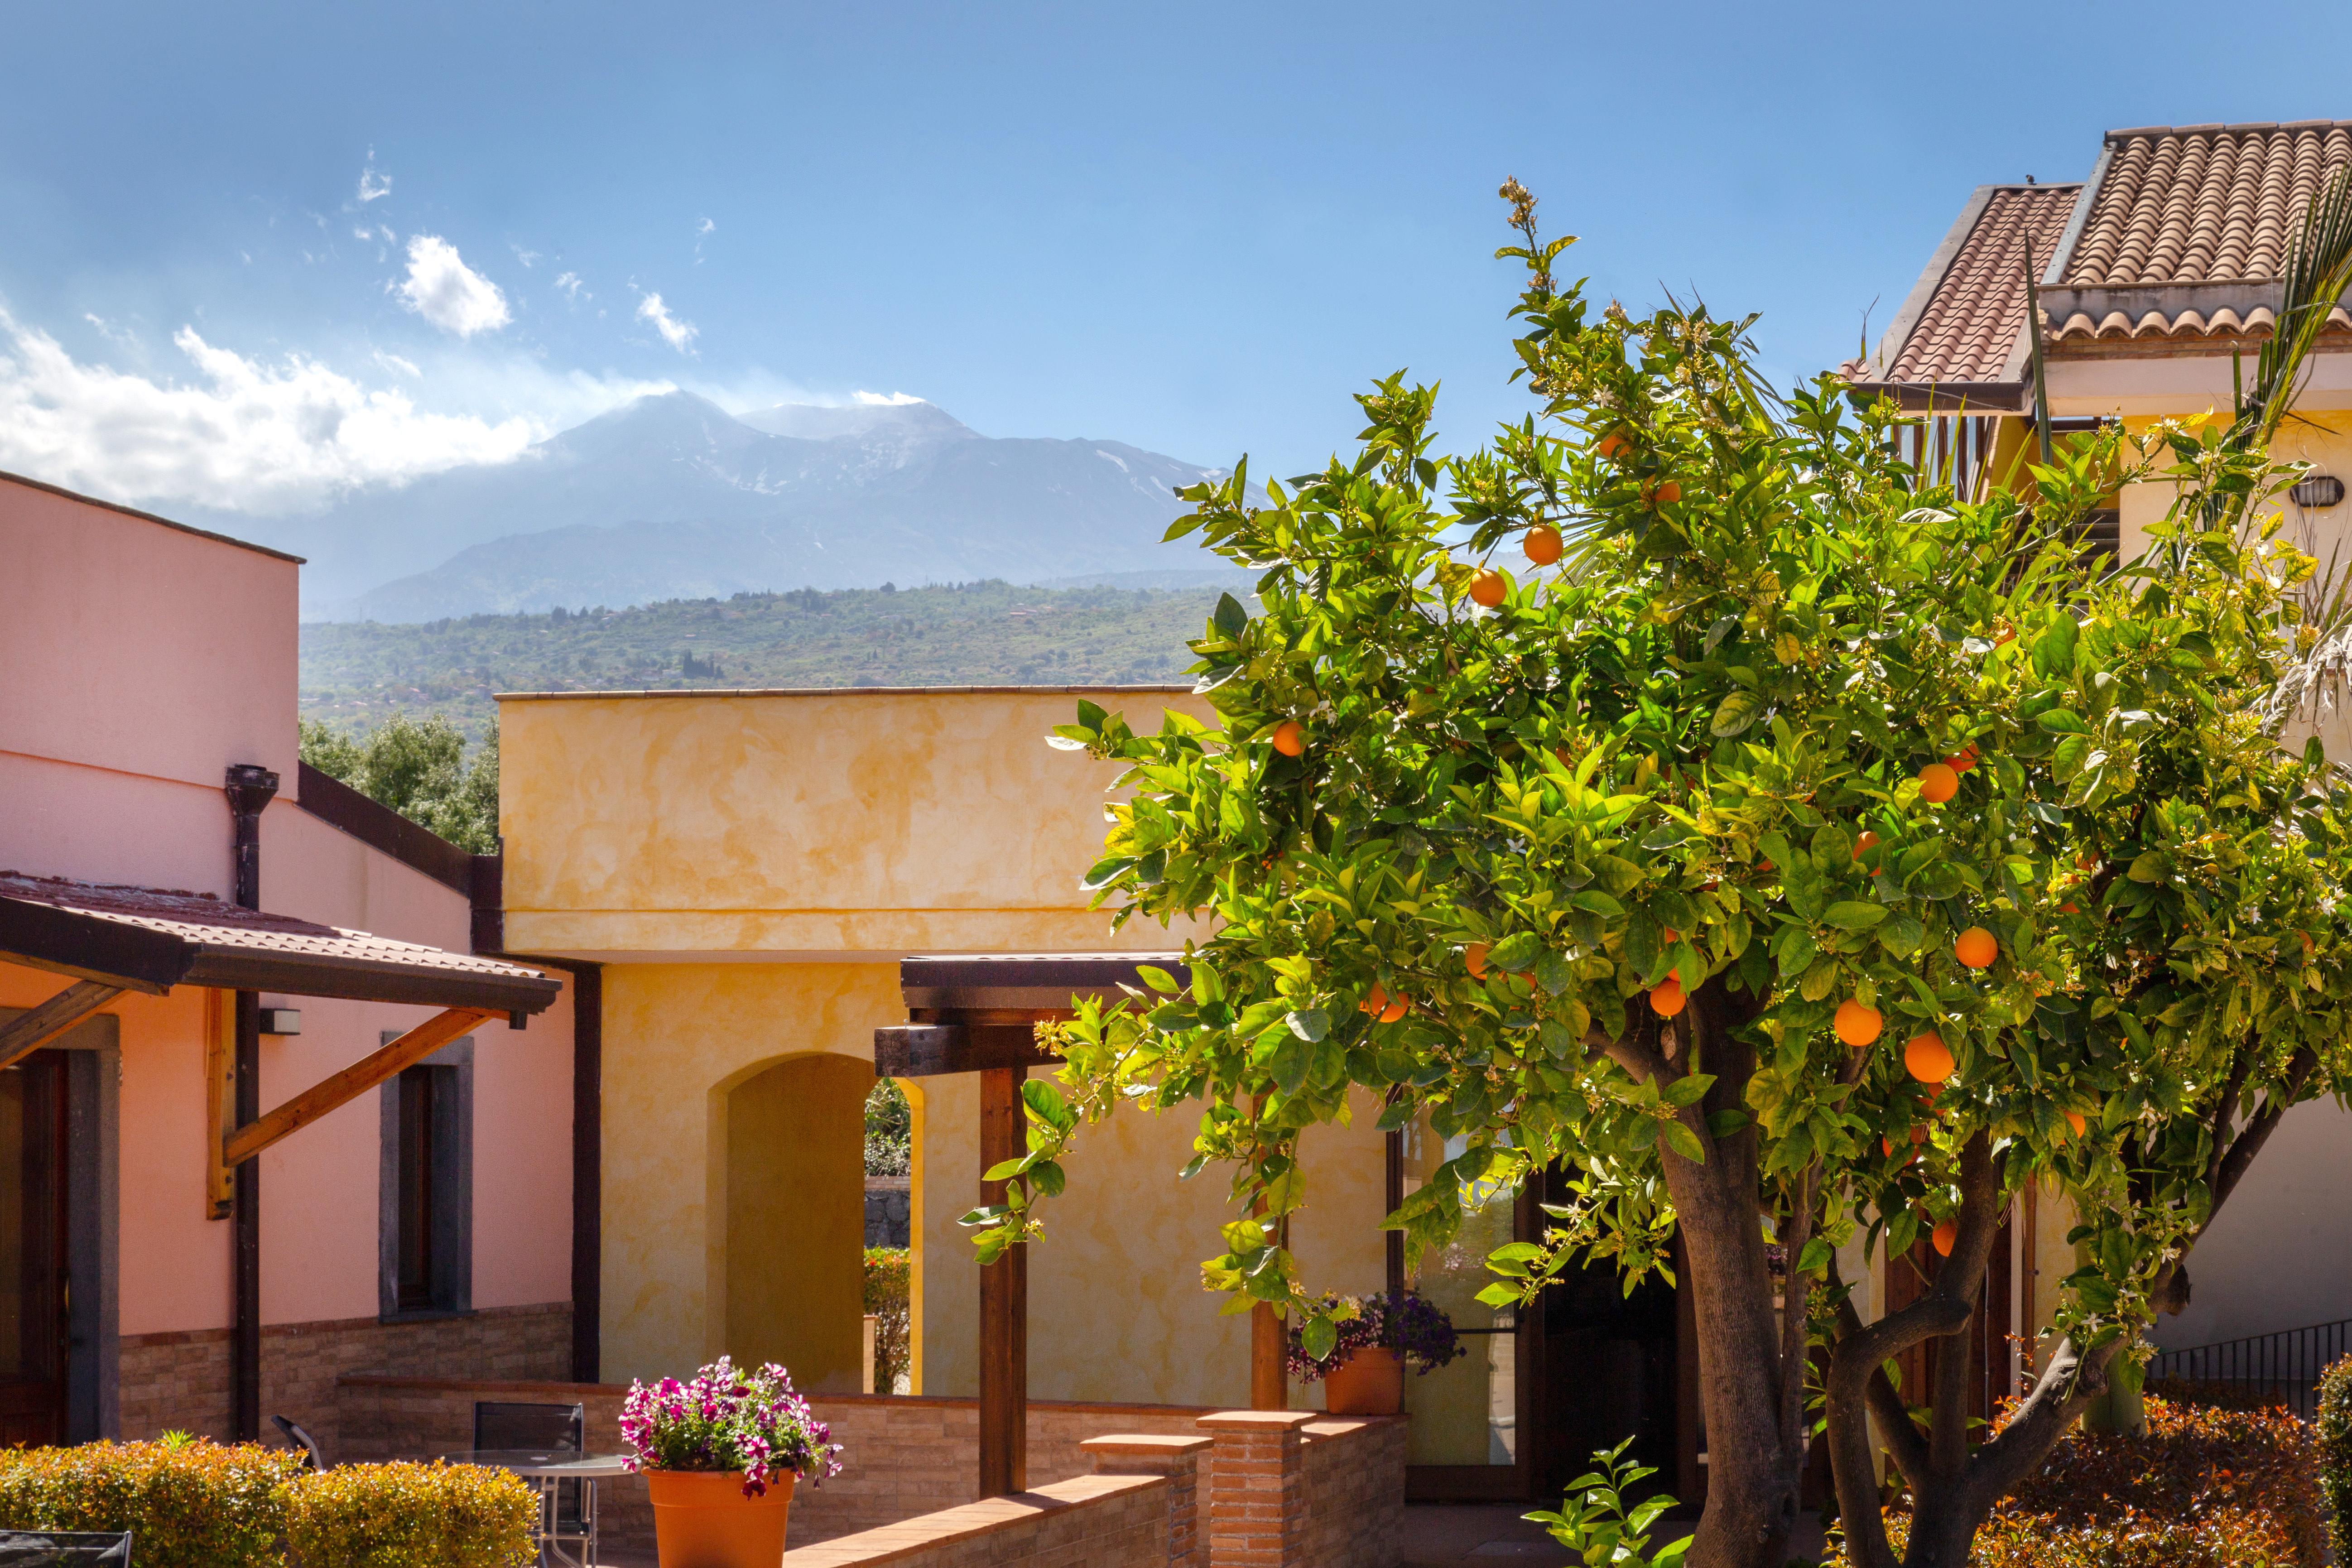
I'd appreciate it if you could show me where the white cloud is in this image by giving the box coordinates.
[353,226,374,240]
[84,313,141,352]
[357,153,392,203]
[512,245,541,269]
[853,390,925,406]
[373,350,421,378]
[553,271,588,304]
[694,216,715,263]
[636,292,697,353]
[394,236,510,337]
[0,307,538,514]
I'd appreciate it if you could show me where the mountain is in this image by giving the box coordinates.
[209,392,1227,622]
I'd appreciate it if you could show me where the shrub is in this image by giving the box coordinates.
[0,1438,306,1568]
[2321,1355,2352,1565]
[282,1461,538,1568]
[863,1246,911,1392]
[1831,1395,2322,1567]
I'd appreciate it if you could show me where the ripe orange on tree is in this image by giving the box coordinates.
[1379,991,1407,1024]
[1469,569,1507,608]
[1644,479,1683,506]
[1833,998,1881,1046]
[1853,830,1879,859]
[1270,720,1305,757]
[2063,1109,2087,1139]
[1523,525,1563,566]
[1905,1032,1955,1083]
[1596,429,1630,460]
[1650,976,1687,1017]
[1953,926,1998,969]
[1944,743,1980,773]
[1464,943,1489,980]
[1931,1220,1958,1257]
[1917,762,1959,804]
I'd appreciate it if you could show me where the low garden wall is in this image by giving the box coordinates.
[334,1375,1404,1566]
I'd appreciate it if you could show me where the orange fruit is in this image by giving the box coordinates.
[1469,569,1507,608]
[1380,992,1408,1024]
[1270,720,1305,756]
[1995,627,2015,646]
[1650,977,1687,1017]
[1464,943,1489,979]
[1910,1123,1929,1145]
[2060,901,2081,915]
[1953,927,1998,969]
[1853,831,1879,859]
[1945,744,1980,774]
[1755,856,1775,875]
[1596,430,1630,460]
[1833,998,1882,1046]
[1662,928,1680,944]
[2063,1109,2087,1139]
[1359,984,1387,1016]
[1905,1032,1954,1083]
[1917,763,1959,804]
[1931,1221,1958,1257]
[1523,525,1563,566]
[1647,480,1683,505]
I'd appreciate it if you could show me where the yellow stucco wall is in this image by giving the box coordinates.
[502,687,1370,1400]
[724,1053,871,1391]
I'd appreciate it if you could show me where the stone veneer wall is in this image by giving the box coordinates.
[120,1303,569,1450]
[337,1377,1215,1553]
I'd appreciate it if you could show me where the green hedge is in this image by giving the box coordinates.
[283,1462,537,1568]
[2321,1355,2352,1566]
[0,1438,306,1568]
[865,1246,911,1393]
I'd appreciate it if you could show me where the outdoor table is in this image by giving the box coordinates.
[438,1451,630,1568]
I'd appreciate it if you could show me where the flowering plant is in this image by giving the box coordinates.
[617,1358,844,1498]
[1284,1290,1463,1382]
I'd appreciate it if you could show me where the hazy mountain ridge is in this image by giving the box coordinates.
[207,392,1228,622]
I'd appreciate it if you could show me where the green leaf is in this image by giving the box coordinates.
[1082,856,1137,890]
[2035,707,2087,735]
[1488,932,1543,972]
[1533,950,1572,996]
[1300,1313,1337,1362]
[2035,615,2078,676]
[1136,964,1180,994]
[1710,688,1765,737]
[1212,592,1249,637]
[1286,1007,1330,1042]
[1659,1118,1706,1164]
[1270,1034,1310,1094]
[1823,901,1889,930]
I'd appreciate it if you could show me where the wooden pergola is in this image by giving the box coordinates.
[875,953,1293,1499]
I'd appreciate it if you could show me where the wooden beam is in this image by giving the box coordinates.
[205,990,236,1219]
[874,1023,1057,1078]
[0,979,123,1071]
[1251,1306,1287,1410]
[222,1006,491,1169]
[977,1063,1028,1498]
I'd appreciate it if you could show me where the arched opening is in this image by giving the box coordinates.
[724,1053,871,1391]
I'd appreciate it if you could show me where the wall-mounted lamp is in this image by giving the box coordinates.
[2292,473,2346,509]
[257,1008,302,1036]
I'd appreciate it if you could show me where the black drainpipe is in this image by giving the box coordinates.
[223,764,278,1443]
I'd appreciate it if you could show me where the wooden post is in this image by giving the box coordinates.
[978,1064,1028,1496]
[1251,1302,1287,1410]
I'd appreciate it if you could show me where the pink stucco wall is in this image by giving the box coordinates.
[0,474,572,1340]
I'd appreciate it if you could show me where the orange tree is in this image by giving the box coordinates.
[973,187,2352,1568]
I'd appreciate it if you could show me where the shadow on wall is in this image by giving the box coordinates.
[722,1053,871,1393]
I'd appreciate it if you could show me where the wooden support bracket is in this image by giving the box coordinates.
[0,979,124,1071]
[221,1005,493,1171]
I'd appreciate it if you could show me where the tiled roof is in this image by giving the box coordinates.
[0,871,561,1011]
[2065,122,2352,285]
[2049,302,2352,342]
[1881,185,2081,385]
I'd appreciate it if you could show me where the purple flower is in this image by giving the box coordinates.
[619,1356,847,1496]
[1285,1290,1464,1383]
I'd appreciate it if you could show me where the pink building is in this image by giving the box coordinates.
[0,471,584,1451]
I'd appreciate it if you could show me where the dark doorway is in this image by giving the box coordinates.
[1534,1164,1681,1503]
[1883,1210,2015,1429]
[0,1052,69,1445]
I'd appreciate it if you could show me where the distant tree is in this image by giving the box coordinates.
[299,714,501,853]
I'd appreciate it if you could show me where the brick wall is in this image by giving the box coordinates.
[120,1303,568,1449]
[1298,1417,1407,1568]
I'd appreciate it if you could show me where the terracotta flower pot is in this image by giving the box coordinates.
[645,1468,796,1568]
[1321,1346,1404,1415]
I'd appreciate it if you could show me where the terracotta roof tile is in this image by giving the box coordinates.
[2066,122,2352,285]
[1882,185,2080,384]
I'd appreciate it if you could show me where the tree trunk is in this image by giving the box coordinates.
[1651,979,1810,1568]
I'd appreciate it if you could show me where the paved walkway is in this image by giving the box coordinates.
[1401,1504,1827,1566]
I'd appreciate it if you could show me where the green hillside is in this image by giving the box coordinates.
[298,579,1233,743]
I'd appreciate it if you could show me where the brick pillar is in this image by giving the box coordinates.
[1083,1433,1212,1568]
[1197,1409,1315,1568]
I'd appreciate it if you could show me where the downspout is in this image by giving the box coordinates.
[223,764,279,1443]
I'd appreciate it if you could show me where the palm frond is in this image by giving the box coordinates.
[2239,165,2352,454]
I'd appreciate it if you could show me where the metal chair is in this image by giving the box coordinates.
[475,1402,589,1568]
[270,1414,327,1471]
[0,1534,133,1568]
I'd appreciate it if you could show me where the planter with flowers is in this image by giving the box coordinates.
[619,1357,844,1568]
[1287,1291,1463,1415]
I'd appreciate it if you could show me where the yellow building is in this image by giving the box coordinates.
[494,685,1393,1411]
[1848,120,2352,1395]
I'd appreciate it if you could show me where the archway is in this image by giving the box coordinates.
[724,1053,871,1392]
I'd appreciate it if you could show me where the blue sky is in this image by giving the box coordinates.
[4,0,2349,515]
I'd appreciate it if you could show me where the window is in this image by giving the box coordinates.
[379,1036,471,1318]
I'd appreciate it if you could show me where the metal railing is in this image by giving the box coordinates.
[2147,1317,2352,1421]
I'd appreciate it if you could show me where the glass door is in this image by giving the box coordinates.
[1400,1124,1535,1500]
[0,1053,67,1446]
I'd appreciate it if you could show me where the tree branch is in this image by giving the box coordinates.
[1928,1134,2004,1480]
[1960,1332,2126,1514]
[2209,1044,2318,1220]
[2200,1040,2254,1200]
